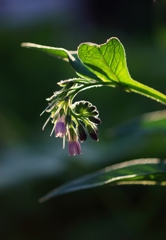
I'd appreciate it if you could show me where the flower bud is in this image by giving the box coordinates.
[57,79,74,88]
[89,106,96,112]
[65,114,72,125]
[86,124,99,141]
[89,116,102,124]
[68,126,77,141]
[77,124,87,142]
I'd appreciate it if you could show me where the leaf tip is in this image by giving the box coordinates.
[21,42,30,48]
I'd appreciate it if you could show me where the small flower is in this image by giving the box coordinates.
[55,115,66,138]
[68,140,81,156]
[77,124,87,142]
[68,127,81,156]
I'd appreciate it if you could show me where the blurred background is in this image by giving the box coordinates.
[1,0,166,239]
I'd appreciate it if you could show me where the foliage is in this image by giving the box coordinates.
[22,37,166,201]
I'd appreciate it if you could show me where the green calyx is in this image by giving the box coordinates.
[73,101,100,118]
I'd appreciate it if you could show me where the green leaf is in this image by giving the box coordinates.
[78,37,129,83]
[39,158,166,202]
[78,37,166,105]
[141,110,166,130]
[21,42,97,79]
[21,42,75,60]
[22,38,166,104]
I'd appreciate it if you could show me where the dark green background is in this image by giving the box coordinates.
[1,0,166,239]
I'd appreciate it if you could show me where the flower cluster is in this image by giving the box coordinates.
[41,79,101,156]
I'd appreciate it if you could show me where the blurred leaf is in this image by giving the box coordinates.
[103,109,166,162]
[109,109,166,137]
[78,37,166,105]
[141,110,166,130]
[39,158,166,202]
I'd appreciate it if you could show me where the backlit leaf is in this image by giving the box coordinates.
[39,158,166,202]
[78,37,166,105]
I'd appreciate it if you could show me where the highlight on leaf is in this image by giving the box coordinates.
[21,36,166,202]
[21,37,166,156]
[39,158,166,202]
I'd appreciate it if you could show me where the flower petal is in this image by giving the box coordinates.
[55,121,66,138]
[68,141,81,156]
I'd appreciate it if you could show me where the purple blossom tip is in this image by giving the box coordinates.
[55,117,66,138]
[68,140,81,156]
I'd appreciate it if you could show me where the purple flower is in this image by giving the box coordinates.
[67,127,81,156]
[68,140,81,156]
[55,115,66,138]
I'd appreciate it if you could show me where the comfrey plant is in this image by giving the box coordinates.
[22,38,166,202]
[40,79,101,156]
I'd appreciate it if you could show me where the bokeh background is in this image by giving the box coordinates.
[1,0,166,239]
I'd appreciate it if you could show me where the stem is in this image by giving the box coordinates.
[69,80,166,106]
[69,82,115,101]
[126,80,166,105]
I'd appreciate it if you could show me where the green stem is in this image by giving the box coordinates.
[70,80,166,106]
[69,82,115,101]
[121,80,166,105]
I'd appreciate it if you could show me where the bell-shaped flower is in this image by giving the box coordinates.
[68,140,81,156]
[68,127,81,156]
[55,115,66,138]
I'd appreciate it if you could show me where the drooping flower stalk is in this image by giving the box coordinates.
[41,79,101,156]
